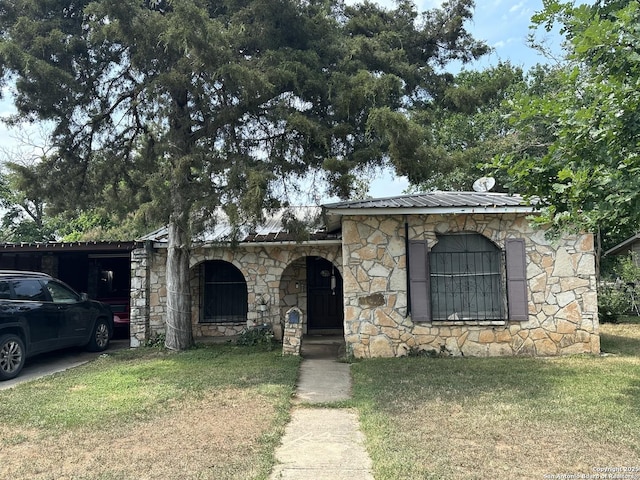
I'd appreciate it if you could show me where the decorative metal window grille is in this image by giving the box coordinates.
[200,261,248,323]
[429,234,504,321]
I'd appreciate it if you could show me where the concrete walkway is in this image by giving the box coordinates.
[0,338,129,390]
[269,337,374,480]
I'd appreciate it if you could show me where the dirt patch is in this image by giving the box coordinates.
[0,387,276,480]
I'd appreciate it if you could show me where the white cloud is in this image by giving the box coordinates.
[345,0,446,10]
[420,0,447,8]
[509,1,525,14]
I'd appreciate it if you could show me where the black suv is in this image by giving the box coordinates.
[0,271,114,380]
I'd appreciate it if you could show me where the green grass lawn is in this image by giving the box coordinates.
[349,323,640,480]
[0,344,300,480]
[2,324,639,480]
[613,315,640,325]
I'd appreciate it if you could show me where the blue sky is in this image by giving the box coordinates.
[364,0,568,197]
[0,1,568,199]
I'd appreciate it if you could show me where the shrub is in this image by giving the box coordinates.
[144,333,167,348]
[598,284,631,323]
[236,324,275,350]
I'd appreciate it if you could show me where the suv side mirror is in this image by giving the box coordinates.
[80,293,89,301]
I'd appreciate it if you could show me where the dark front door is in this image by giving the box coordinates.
[306,257,343,331]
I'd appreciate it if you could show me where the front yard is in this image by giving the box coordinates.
[1,323,639,479]
[0,345,300,480]
[349,322,640,479]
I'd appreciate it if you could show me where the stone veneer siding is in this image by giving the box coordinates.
[130,242,342,345]
[341,213,600,358]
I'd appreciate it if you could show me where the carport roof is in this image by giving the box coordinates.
[0,241,139,253]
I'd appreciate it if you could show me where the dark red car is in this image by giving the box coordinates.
[98,298,130,337]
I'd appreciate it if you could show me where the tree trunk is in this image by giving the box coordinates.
[164,84,195,351]
[165,216,194,350]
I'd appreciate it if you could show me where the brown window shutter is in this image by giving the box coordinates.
[409,240,431,322]
[505,238,528,321]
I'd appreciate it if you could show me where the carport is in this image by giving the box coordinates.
[0,240,137,315]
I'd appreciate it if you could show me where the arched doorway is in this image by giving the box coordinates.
[306,256,343,332]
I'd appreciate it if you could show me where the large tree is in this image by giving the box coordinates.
[0,167,54,242]
[0,0,487,350]
[490,0,640,248]
[405,62,527,191]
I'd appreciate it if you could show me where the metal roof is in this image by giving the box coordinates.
[321,192,533,232]
[323,191,529,210]
[0,241,139,253]
[605,233,640,256]
[140,206,339,244]
[141,193,534,245]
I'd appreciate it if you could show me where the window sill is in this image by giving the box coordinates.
[199,320,247,325]
[418,320,507,326]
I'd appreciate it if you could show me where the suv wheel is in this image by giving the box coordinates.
[87,318,110,352]
[0,334,26,381]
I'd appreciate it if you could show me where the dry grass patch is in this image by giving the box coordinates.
[600,321,640,355]
[351,326,640,480]
[374,389,638,479]
[0,344,300,480]
[2,388,274,480]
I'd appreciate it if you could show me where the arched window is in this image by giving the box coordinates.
[429,233,503,321]
[200,261,248,323]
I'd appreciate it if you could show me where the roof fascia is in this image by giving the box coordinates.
[323,206,535,216]
[605,233,640,256]
[148,239,343,249]
[0,241,139,253]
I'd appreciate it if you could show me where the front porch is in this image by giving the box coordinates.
[129,239,344,347]
[300,333,348,359]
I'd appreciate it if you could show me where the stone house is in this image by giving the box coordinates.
[130,192,600,357]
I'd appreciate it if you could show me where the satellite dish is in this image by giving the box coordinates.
[472,176,495,192]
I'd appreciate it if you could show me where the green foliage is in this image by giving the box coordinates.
[410,62,532,191]
[599,253,640,323]
[0,0,488,349]
[606,252,640,283]
[236,325,275,350]
[143,333,167,349]
[0,0,488,212]
[0,167,55,242]
[490,1,640,240]
[598,283,632,323]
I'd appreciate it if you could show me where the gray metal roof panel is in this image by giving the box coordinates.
[323,192,527,210]
[140,193,532,244]
[605,232,640,256]
[140,206,331,244]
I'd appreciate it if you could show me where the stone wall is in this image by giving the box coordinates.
[341,213,599,358]
[130,242,342,343]
[130,246,151,347]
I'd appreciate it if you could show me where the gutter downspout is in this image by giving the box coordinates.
[405,218,411,318]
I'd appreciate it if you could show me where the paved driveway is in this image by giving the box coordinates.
[0,338,129,390]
